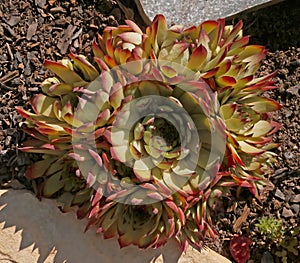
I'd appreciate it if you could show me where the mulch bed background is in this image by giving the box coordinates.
[0,0,299,262]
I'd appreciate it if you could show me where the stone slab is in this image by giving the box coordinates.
[140,0,283,25]
[0,189,231,263]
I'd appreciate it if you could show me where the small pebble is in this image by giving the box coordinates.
[281,207,294,218]
[290,194,300,203]
[261,251,274,263]
[290,204,299,214]
[4,136,12,146]
[274,189,285,201]
[284,152,294,159]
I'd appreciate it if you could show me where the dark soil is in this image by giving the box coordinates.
[0,0,299,262]
[0,0,147,186]
[219,1,300,262]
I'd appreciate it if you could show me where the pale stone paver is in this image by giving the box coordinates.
[0,189,231,263]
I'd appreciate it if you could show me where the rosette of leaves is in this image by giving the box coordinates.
[17,15,281,250]
[82,72,226,249]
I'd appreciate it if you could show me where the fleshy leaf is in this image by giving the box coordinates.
[239,141,264,154]
[69,53,99,81]
[44,60,86,86]
[187,45,207,71]
[242,97,282,113]
[43,172,65,197]
[25,158,54,179]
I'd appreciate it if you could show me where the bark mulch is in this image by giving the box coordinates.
[0,0,299,262]
[0,0,147,186]
[218,1,300,261]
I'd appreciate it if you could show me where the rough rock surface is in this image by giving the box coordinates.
[141,0,279,25]
[0,189,230,263]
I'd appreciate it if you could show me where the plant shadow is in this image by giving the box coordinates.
[0,189,183,263]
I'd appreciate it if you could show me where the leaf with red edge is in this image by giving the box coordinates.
[44,60,86,86]
[47,83,73,96]
[200,20,219,34]
[161,65,177,78]
[125,19,143,34]
[25,158,55,179]
[220,104,237,120]
[237,45,265,60]
[160,42,189,62]
[88,149,103,166]
[104,55,118,68]
[94,57,110,71]
[118,32,142,45]
[216,76,236,88]
[267,121,281,135]
[242,97,282,113]
[215,59,231,77]
[246,120,273,137]
[105,38,114,58]
[31,94,57,117]
[21,139,47,148]
[69,53,99,81]
[91,187,103,207]
[114,47,131,65]
[153,14,168,46]
[248,72,277,86]
[200,68,219,78]
[187,45,207,71]
[21,128,49,141]
[68,152,86,162]
[228,143,245,166]
[225,118,245,132]
[203,45,227,71]
[230,35,250,50]
[224,20,243,46]
[92,36,104,58]
[19,146,65,155]
[182,25,201,41]
[86,172,96,187]
[239,141,264,154]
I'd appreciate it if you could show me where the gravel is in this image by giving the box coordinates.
[141,0,276,25]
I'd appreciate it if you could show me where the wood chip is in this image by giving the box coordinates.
[29,42,41,49]
[0,70,19,84]
[57,25,77,54]
[1,23,16,36]
[27,23,38,40]
[50,6,66,13]
[5,43,13,61]
[7,15,20,26]
[287,85,300,97]
[232,204,250,233]
[72,27,83,40]
[48,0,56,5]
[35,0,47,9]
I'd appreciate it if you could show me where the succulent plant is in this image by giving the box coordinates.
[17,15,281,250]
[256,218,299,262]
[255,217,285,243]
[230,235,252,263]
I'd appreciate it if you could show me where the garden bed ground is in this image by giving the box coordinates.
[0,0,299,262]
